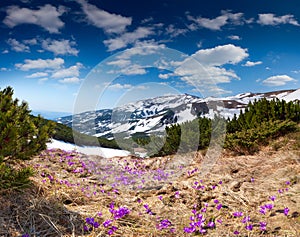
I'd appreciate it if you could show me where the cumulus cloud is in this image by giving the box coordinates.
[107,64,147,76]
[103,27,155,51]
[228,35,241,40]
[59,77,81,84]
[191,44,248,66]
[51,63,82,78]
[42,39,79,56]
[3,4,66,33]
[257,14,299,26]
[262,75,297,86]
[23,38,38,45]
[106,59,131,67]
[158,74,170,79]
[243,60,263,67]
[115,42,166,60]
[26,72,48,78]
[76,0,132,34]
[173,44,248,95]
[7,38,30,52]
[15,58,64,71]
[107,83,147,91]
[165,24,188,38]
[187,10,244,31]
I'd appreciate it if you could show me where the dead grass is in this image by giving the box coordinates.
[0,132,299,237]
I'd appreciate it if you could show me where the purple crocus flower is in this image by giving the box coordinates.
[245,224,253,231]
[216,203,223,210]
[233,211,243,217]
[284,207,289,216]
[260,222,267,231]
[269,195,276,201]
[207,221,215,228]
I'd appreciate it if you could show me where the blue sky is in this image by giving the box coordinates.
[0,0,299,114]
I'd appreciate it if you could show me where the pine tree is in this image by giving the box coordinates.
[0,86,54,189]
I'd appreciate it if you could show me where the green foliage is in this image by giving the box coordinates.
[0,87,54,160]
[144,98,299,157]
[225,98,300,154]
[53,121,120,149]
[225,119,298,155]
[0,162,34,190]
[0,86,53,190]
[152,117,214,156]
[227,98,300,133]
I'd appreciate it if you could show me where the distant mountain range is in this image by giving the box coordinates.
[56,88,300,139]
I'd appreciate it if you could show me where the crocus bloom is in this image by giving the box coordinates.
[93,222,100,228]
[242,216,250,223]
[207,221,215,228]
[157,219,172,230]
[233,211,243,217]
[269,195,276,201]
[103,219,113,228]
[245,224,253,231]
[284,207,289,216]
[260,222,267,231]
[264,203,274,210]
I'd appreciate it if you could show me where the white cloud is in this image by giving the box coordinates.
[187,11,244,30]
[7,38,30,52]
[191,44,248,66]
[257,14,300,26]
[3,4,66,33]
[2,50,9,54]
[262,75,297,86]
[172,44,248,95]
[120,64,146,75]
[51,63,82,78]
[42,39,79,56]
[165,24,188,38]
[196,41,203,48]
[158,74,170,79]
[228,35,241,40]
[76,0,132,34]
[243,60,263,67]
[38,77,48,84]
[59,77,81,84]
[108,83,133,90]
[0,67,8,71]
[103,27,155,51]
[107,83,147,91]
[23,38,38,45]
[107,64,147,76]
[15,58,64,71]
[106,59,131,67]
[26,72,48,78]
[116,42,166,60]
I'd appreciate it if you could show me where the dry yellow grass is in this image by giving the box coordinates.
[0,133,299,237]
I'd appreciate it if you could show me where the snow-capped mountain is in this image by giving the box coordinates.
[56,88,299,139]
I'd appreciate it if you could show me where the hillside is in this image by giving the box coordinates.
[56,89,299,140]
[1,129,299,237]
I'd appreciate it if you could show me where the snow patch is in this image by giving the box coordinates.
[47,139,130,158]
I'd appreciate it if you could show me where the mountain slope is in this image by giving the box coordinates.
[56,89,299,139]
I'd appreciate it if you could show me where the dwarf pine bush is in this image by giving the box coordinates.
[0,86,54,189]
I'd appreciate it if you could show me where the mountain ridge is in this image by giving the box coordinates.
[56,88,299,139]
